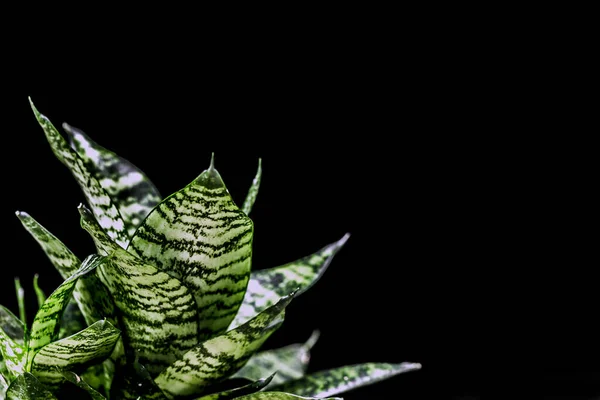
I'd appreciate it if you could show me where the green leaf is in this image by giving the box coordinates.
[63,123,162,239]
[233,331,319,387]
[32,275,46,311]
[31,320,120,387]
[273,362,422,398]
[231,234,349,329]
[154,293,295,399]
[26,255,104,370]
[128,156,254,340]
[29,98,129,249]
[16,211,81,280]
[0,306,26,378]
[194,373,274,400]
[1,371,8,397]
[241,159,262,216]
[233,392,342,400]
[15,211,116,329]
[79,206,199,376]
[61,371,106,400]
[5,372,58,400]
[13,278,26,330]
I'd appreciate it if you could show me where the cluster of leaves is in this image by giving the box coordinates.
[0,99,420,399]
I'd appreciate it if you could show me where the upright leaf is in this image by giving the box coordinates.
[5,372,58,400]
[233,331,320,387]
[241,158,262,216]
[33,275,46,311]
[16,211,116,327]
[80,206,199,376]
[128,157,254,339]
[29,98,129,248]
[61,371,106,400]
[0,306,26,378]
[154,293,295,399]
[273,362,422,398]
[231,234,349,329]
[26,255,104,369]
[233,393,342,400]
[13,278,26,329]
[194,373,274,400]
[0,371,8,397]
[63,123,162,238]
[32,320,120,387]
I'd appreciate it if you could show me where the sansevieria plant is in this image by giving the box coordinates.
[0,98,421,399]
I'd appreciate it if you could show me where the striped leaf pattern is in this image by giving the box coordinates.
[61,371,106,400]
[63,123,162,239]
[194,373,274,400]
[154,293,295,399]
[0,372,8,397]
[241,159,262,216]
[231,234,349,329]
[0,306,26,378]
[26,255,104,370]
[128,159,254,339]
[233,331,320,387]
[80,205,199,376]
[31,320,120,387]
[273,362,422,397]
[29,99,129,249]
[5,372,58,400]
[233,392,342,400]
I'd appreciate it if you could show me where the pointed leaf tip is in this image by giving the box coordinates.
[210,152,215,170]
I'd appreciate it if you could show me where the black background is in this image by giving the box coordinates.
[0,54,594,399]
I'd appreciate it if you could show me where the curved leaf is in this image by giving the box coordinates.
[0,306,26,378]
[1,372,8,397]
[128,157,254,340]
[241,159,262,216]
[6,372,57,400]
[154,293,295,399]
[61,371,106,400]
[233,331,319,387]
[80,206,199,376]
[63,123,162,238]
[273,362,422,398]
[29,98,129,248]
[26,255,104,369]
[233,392,342,400]
[231,234,349,329]
[194,373,274,400]
[32,320,120,387]
[15,211,115,327]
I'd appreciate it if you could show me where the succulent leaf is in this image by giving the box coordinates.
[0,306,26,379]
[231,234,349,329]
[193,373,274,400]
[5,372,58,400]
[127,158,254,340]
[63,123,162,239]
[154,293,295,399]
[241,159,262,216]
[32,275,46,312]
[26,255,104,370]
[31,320,120,387]
[273,362,422,397]
[29,98,129,248]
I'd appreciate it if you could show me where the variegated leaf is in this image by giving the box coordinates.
[231,234,349,329]
[29,98,129,248]
[154,293,295,399]
[233,331,319,387]
[79,206,199,376]
[0,306,26,378]
[241,159,262,216]
[273,362,422,398]
[5,372,58,400]
[63,123,162,239]
[33,275,46,311]
[128,156,254,340]
[26,255,104,370]
[16,211,116,328]
[194,373,274,400]
[0,371,8,397]
[61,371,106,400]
[233,392,342,400]
[13,278,26,330]
[31,320,120,387]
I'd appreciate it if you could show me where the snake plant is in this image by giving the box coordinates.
[0,98,421,399]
